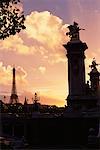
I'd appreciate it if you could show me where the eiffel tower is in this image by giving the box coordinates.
[10,67,18,104]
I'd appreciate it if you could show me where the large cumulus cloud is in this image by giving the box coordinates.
[0,11,68,62]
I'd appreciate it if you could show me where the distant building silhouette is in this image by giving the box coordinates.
[10,67,18,104]
[33,92,40,112]
[24,97,28,105]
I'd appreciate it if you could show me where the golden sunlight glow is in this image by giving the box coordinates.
[0,9,100,106]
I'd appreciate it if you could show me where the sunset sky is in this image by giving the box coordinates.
[0,0,100,106]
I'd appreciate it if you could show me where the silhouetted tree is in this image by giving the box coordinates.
[0,0,26,40]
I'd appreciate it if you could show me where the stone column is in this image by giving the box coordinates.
[63,40,88,107]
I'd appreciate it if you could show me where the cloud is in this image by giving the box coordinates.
[0,11,69,105]
[38,66,46,74]
[0,11,68,61]
[25,11,68,46]
[0,62,28,95]
[0,35,31,54]
[0,12,69,107]
[24,11,68,62]
[0,62,12,85]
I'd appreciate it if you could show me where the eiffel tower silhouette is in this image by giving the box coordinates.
[10,67,18,104]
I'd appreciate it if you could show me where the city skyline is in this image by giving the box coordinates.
[0,0,100,106]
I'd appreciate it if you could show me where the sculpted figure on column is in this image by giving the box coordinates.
[66,22,85,41]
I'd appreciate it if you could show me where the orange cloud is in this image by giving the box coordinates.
[0,11,68,61]
[38,66,46,74]
[24,11,68,62]
[25,11,68,46]
[0,62,28,94]
[0,35,31,54]
[0,62,12,85]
